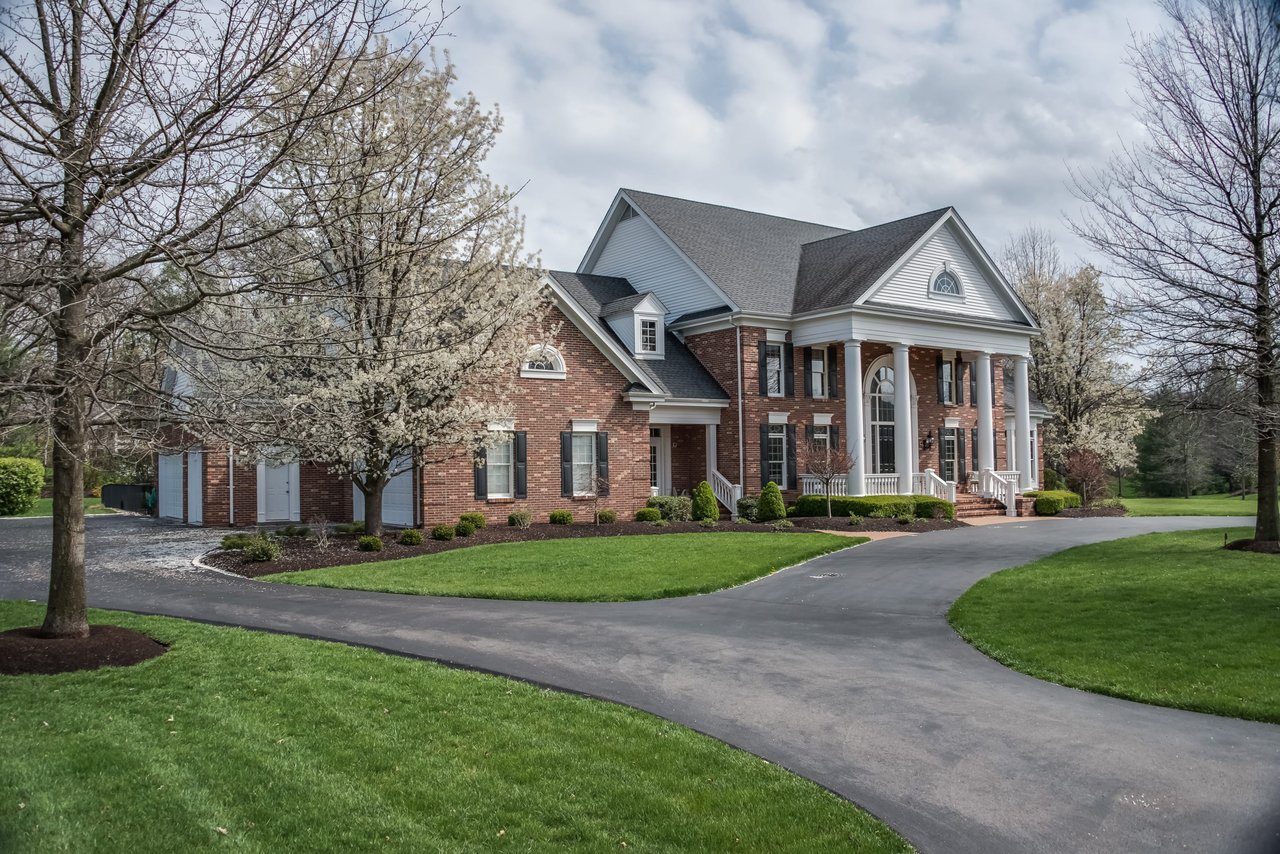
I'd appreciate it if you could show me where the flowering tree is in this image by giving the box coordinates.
[795,440,856,518]
[216,50,544,536]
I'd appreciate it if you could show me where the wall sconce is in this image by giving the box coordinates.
[922,429,935,451]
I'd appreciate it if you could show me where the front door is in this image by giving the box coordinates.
[940,427,966,483]
[264,463,293,521]
[649,427,666,496]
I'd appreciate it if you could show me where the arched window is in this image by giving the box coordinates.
[868,366,896,474]
[931,268,961,297]
[521,345,565,379]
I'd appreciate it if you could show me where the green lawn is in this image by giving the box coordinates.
[264,532,860,601]
[949,528,1280,723]
[1123,493,1259,516]
[1,497,113,518]
[0,602,908,853]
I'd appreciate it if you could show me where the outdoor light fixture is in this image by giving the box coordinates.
[922,429,934,451]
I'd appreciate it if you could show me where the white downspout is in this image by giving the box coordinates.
[228,444,235,527]
[735,322,745,489]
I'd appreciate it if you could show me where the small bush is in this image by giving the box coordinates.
[698,518,717,528]
[595,509,617,524]
[459,512,487,529]
[1043,468,1065,491]
[790,494,957,520]
[277,524,310,538]
[691,481,718,521]
[1030,489,1082,516]
[335,520,366,535]
[735,517,753,525]
[756,482,786,522]
[431,524,456,541]
[848,513,864,526]
[398,529,424,546]
[647,494,693,521]
[549,510,574,525]
[635,507,662,522]
[455,520,476,537]
[0,457,43,516]
[243,535,282,562]
[771,518,794,530]
[736,495,759,522]
[356,535,384,552]
[220,533,255,550]
[651,518,669,527]
[1092,498,1127,511]
[507,511,532,529]
[896,513,914,525]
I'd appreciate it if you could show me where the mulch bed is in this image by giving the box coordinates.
[0,625,167,676]
[206,517,961,579]
[1225,538,1280,554]
[1056,507,1128,518]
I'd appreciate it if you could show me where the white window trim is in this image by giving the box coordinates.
[764,342,785,398]
[634,313,664,359]
[571,432,598,497]
[521,345,566,379]
[571,419,598,433]
[768,411,790,425]
[487,433,516,499]
[928,264,965,301]
[814,412,833,427]
[810,345,828,399]
[766,423,787,487]
[487,418,516,432]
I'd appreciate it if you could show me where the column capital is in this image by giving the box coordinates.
[891,342,911,353]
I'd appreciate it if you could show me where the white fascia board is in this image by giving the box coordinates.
[941,209,1040,327]
[853,209,952,307]
[542,275,662,394]
[624,395,729,408]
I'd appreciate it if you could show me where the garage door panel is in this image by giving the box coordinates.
[158,454,183,520]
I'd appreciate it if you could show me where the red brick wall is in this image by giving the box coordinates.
[669,424,707,495]
[421,305,651,526]
[683,328,743,482]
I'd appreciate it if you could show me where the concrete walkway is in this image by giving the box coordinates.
[1,514,1277,853]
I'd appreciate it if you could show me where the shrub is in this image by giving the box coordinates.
[549,510,574,525]
[1031,490,1082,516]
[594,509,617,524]
[0,457,43,516]
[398,529,424,546]
[791,494,956,521]
[848,513,864,526]
[356,535,384,552]
[896,513,914,525]
[646,494,692,521]
[1060,447,1109,504]
[1043,468,1065,491]
[220,533,255,550]
[455,520,476,537]
[635,507,662,522]
[459,512,487,529]
[651,518,669,527]
[691,481,718,521]
[335,520,366,535]
[507,511,532,528]
[1092,497,1127,511]
[277,524,310,538]
[913,496,956,521]
[771,518,794,530]
[736,495,759,522]
[756,482,786,522]
[243,535,282,562]
[698,518,717,528]
[431,524,456,541]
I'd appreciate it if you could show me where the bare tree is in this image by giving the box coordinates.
[795,440,855,518]
[0,1,437,637]
[1072,0,1280,547]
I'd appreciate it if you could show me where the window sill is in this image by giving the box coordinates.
[485,498,516,504]
[570,494,599,501]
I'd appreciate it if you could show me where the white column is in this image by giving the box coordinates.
[705,424,717,482]
[844,340,865,496]
[975,352,995,473]
[1013,355,1034,490]
[893,344,913,494]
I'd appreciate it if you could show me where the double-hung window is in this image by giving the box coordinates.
[571,432,597,495]
[487,434,514,498]
[812,424,830,454]
[764,343,784,397]
[810,349,828,398]
[940,360,956,404]
[766,424,786,485]
[640,319,658,353]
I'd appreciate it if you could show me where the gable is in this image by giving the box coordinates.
[585,209,725,321]
[860,221,1025,323]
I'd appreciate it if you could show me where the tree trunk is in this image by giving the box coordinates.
[1255,408,1279,543]
[362,480,385,537]
[826,487,832,518]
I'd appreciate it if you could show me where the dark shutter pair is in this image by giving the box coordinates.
[559,431,609,497]
[757,342,795,397]
[937,427,968,481]
[800,347,840,399]
[935,355,967,405]
[474,433,527,499]
[758,423,797,489]
[803,424,842,447]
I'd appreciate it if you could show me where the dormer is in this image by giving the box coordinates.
[601,291,667,360]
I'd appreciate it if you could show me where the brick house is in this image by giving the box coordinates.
[155,189,1049,528]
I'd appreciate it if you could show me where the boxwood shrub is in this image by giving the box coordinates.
[635,507,662,522]
[646,494,692,521]
[790,494,955,521]
[243,535,282,562]
[548,509,574,525]
[459,512,486,529]
[507,511,532,528]
[431,524,456,541]
[1025,489,1082,516]
[0,457,44,516]
[594,509,617,524]
[455,520,476,537]
[356,535,384,552]
[398,529,424,546]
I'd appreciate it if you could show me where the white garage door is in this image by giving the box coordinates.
[261,463,297,522]
[187,448,203,525]
[353,455,415,527]
[158,453,183,520]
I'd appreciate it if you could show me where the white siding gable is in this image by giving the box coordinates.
[588,215,725,320]
[863,221,1021,322]
[606,314,634,351]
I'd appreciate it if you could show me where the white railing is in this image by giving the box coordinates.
[711,470,743,519]
[864,474,899,496]
[800,475,849,497]
[917,468,956,502]
[980,468,1020,517]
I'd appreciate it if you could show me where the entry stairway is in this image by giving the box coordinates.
[953,492,1007,519]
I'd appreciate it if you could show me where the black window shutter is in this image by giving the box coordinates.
[474,447,487,500]
[514,432,527,499]
[785,424,797,490]
[936,354,945,403]
[803,347,813,397]
[805,424,814,443]
[939,428,945,473]
[968,362,976,407]
[970,427,978,473]
[958,428,967,481]
[783,344,795,397]
[956,359,966,405]
[829,350,839,400]
[831,425,840,449]
[758,345,768,396]
[760,424,770,487]
[595,432,609,496]
[560,431,572,497]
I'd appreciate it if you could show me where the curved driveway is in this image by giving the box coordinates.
[2,514,1278,853]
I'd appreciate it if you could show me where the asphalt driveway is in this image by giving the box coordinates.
[1,514,1277,853]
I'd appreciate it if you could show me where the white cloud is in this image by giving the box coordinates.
[440,0,1168,272]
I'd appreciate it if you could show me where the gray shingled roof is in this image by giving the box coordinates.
[547,271,729,401]
[598,293,649,316]
[622,189,848,315]
[793,209,950,313]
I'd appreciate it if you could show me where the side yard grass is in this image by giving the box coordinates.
[263,532,859,601]
[1,497,113,518]
[0,602,909,853]
[1123,493,1259,516]
[948,528,1280,724]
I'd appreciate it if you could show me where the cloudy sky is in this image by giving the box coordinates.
[439,0,1167,273]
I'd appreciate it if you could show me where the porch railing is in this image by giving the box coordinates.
[799,475,849,497]
[864,474,899,496]
[711,470,743,519]
[916,468,956,502]
[980,468,1020,517]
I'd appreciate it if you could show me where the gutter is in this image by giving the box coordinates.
[735,322,744,489]
[228,444,235,527]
